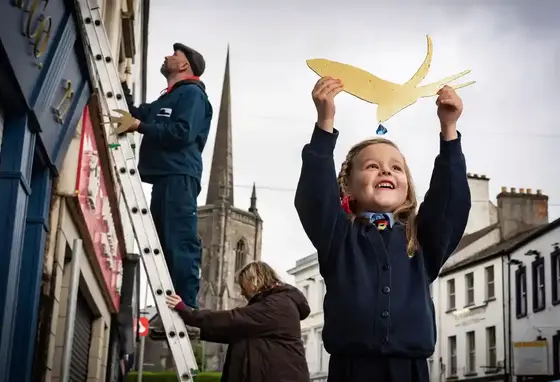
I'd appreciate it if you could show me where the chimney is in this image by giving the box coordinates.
[496,186,548,240]
[464,173,491,234]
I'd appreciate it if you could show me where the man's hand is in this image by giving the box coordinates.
[436,85,463,140]
[166,294,183,309]
[104,109,140,135]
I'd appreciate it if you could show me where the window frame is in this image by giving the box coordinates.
[532,256,546,313]
[447,279,456,311]
[466,330,476,374]
[485,265,496,301]
[486,326,497,369]
[448,335,457,377]
[465,272,475,307]
[515,266,528,318]
[551,247,560,306]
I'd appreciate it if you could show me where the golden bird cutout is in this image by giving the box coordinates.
[306,35,475,124]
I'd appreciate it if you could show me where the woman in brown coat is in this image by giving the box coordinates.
[166,261,311,382]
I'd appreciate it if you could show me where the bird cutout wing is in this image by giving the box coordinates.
[403,35,433,88]
[306,35,475,124]
[306,59,399,105]
[103,109,136,135]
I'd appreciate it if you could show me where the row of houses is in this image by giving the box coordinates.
[0,1,150,381]
[289,173,560,382]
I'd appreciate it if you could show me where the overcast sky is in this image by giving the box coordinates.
[139,0,559,301]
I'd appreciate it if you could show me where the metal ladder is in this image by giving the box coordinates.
[74,0,199,380]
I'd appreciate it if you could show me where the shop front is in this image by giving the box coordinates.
[0,1,91,381]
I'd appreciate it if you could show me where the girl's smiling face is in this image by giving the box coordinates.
[345,143,409,213]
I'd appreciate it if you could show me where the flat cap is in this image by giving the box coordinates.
[173,43,205,76]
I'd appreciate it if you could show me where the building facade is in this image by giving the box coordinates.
[0,2,92,381]
[509,220,560,381]
[434,179,550,382]
[287,253,328,382]
[0,1,149,381]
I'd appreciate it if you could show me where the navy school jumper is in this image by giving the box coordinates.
[122,80,213,308]
[294,126,471,382]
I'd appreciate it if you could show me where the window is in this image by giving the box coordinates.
[428,356,434,376]
[302,285,309,301]
[515,266,528,317]
[235,240,247,272]
[532,257,546,312]
[486,326,497,368]
[447,279,456,310]
[317,279,325,310]
[448,336,457,377]
[465,272,475,306]
[317,329,325,372]
[302,333,308,358]
[466,331,476,374]
[552,247,560,305]
[485,265,495,300]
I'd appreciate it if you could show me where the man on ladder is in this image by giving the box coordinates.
[116,43,213,337]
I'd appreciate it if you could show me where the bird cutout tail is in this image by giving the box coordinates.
[416,69,476,98]
[306,35,475,126]
[103,109,135,135]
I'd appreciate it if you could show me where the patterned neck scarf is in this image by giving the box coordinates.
[360,212,394,231]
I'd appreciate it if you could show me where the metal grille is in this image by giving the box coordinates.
[69,291,94,382]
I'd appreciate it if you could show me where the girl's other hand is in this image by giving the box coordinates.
[436,85,462,140]
[312,77,344,133]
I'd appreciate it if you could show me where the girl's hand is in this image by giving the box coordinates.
[166,294,183,309]
[312,77,344,133]
[436,85,463,140]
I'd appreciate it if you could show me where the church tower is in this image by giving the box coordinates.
[197,47,263,370]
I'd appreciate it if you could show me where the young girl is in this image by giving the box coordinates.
[295,77,471,382]
[166,261,311,382]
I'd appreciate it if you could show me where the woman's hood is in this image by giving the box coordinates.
[268,283,311,320]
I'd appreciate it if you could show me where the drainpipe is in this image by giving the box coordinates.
[505,253,512,382]
[60,239,83,382]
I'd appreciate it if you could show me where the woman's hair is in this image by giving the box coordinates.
[337,138,419,254]
[237,261,282,296]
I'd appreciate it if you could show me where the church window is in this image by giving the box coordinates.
[235,240,247,272]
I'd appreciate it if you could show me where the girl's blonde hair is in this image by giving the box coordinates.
[337,138,419,254]
[237,261,282,296]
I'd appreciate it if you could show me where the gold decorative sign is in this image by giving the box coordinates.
[307,35,475,125]
[52,80,74,124]
[13,0,53,66]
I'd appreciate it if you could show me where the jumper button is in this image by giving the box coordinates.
[382,264,390,271]
[382,336,389,344]
[381,310,389,318]
[382,286,391,294]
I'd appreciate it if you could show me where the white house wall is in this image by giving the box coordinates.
[438,256,506,380]
[509,226,560,377]
[291,257,329,379]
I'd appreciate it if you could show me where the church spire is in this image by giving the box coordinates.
[249,183,258,214]
[206,45,234,205]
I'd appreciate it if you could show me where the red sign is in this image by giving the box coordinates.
[76,106,123,311]
[138,317,149,337]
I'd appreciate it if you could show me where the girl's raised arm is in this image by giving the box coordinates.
[294,78,347,272]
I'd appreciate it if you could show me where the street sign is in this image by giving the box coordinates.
[138,317,149,337]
